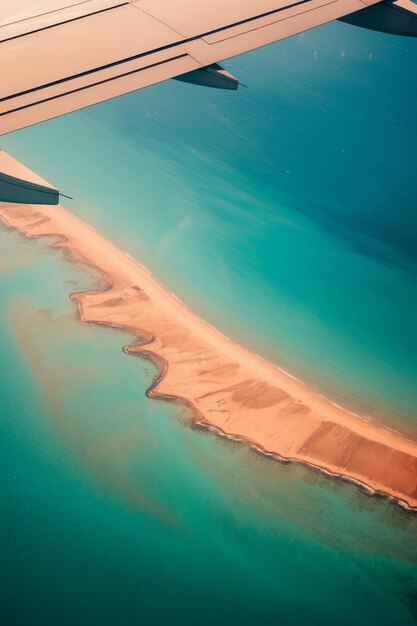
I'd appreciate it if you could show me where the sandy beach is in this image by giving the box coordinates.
[1,189,417,509]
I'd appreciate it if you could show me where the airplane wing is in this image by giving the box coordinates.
[0,149,59,204]
[1,0,416,137]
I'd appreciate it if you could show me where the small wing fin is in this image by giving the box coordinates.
[174,64,239,90]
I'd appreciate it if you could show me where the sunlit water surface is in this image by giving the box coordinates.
[1,20,417,626]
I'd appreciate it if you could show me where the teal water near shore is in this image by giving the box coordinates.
[1,227,417,626]
[1,20,417,625]
[3,21,417,433]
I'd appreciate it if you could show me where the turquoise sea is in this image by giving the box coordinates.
[1,20,417,626]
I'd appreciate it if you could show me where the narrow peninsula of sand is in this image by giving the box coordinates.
[1,182,417,510]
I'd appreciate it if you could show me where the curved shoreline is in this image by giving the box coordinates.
[1,195,417,510]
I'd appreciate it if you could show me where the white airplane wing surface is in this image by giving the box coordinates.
[1,0,416,136]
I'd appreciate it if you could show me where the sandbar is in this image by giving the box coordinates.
[1,184,416,510]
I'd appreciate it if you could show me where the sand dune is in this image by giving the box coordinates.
[1,197,416,510]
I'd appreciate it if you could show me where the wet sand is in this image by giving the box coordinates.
[1,193,416,510]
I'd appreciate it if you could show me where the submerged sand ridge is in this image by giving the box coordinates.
[1,197,417,510]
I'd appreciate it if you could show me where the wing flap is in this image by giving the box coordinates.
[0,48,187,113]
[135,0,380,40]
[0,54,198,135]
[180,0,372,67]
[0,5,183,99]
[134,0,291,37]
[202,0,341,43]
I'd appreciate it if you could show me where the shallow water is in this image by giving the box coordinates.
[1,19,417,626]
[3,21,417,432]
[1,227,417,626]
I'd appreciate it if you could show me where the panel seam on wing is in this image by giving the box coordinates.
[0,53,189,118]
[130,3,188,38]
[0,2,130,44]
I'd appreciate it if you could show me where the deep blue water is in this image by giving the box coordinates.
[1,19,417,626]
